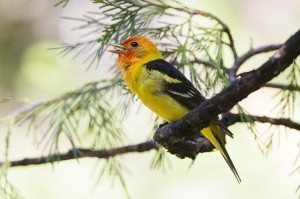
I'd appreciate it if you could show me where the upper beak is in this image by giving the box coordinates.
[107,43,126,54]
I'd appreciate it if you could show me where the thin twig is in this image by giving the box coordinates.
[221,112,300,130]
[231,44,282,76]
[191,58,230,73]
[4,141,158,167]
[264,83,300,92]
[191,58,213,67]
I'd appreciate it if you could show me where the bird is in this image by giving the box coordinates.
[108,35,241,183]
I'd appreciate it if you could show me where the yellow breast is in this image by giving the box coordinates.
[123,64,189,122]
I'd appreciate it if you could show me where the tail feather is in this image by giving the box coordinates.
[215,135,241,183]
[216,121,234,138]
[201,127,241,183]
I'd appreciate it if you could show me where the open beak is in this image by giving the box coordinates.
[107,43,126,54]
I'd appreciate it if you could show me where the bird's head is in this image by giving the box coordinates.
[108,36,162,70]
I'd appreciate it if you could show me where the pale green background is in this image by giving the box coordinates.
[0,0,299,198]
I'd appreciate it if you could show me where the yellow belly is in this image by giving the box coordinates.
[123,64,189,122]
[138,90,189,122]
[135,74,189,122]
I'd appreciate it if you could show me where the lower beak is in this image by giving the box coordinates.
[107,43,126,54]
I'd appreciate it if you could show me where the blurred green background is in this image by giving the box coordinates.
[0,0,299,198]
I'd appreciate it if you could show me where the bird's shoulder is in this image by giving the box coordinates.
[145,59,189,82]
[145,59,206,109]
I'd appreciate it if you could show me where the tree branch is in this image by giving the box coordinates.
[2,5,299,168]
[191,58,213,68]
[231,44,282,76]
[4,141,158,167]
[190,58,230,74]
[221,112,300,131]
[154,29,300,159]
[4,109,299,167]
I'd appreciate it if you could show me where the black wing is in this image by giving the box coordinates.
[145,59,233,138]
[145,59,206,110]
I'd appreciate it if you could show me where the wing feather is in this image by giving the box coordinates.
[145,59,206,110]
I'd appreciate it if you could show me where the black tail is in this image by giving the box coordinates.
[215,136,241,183]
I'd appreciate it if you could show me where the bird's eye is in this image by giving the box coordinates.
[131,41,139,47]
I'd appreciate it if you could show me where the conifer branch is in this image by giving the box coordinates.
[191,58,213,68]
[3,110,299,167]
[169,6,238,60]
[221,112,300,131]
[2,141,158,167]
[2,1,300,196]
[154,29,300,159]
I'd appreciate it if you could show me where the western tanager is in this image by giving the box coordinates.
[108,36,241,182]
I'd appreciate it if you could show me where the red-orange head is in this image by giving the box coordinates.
[108,36,162,70]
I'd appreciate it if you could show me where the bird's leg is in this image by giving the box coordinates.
[154,124,214,159]
[158,121,168,128]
